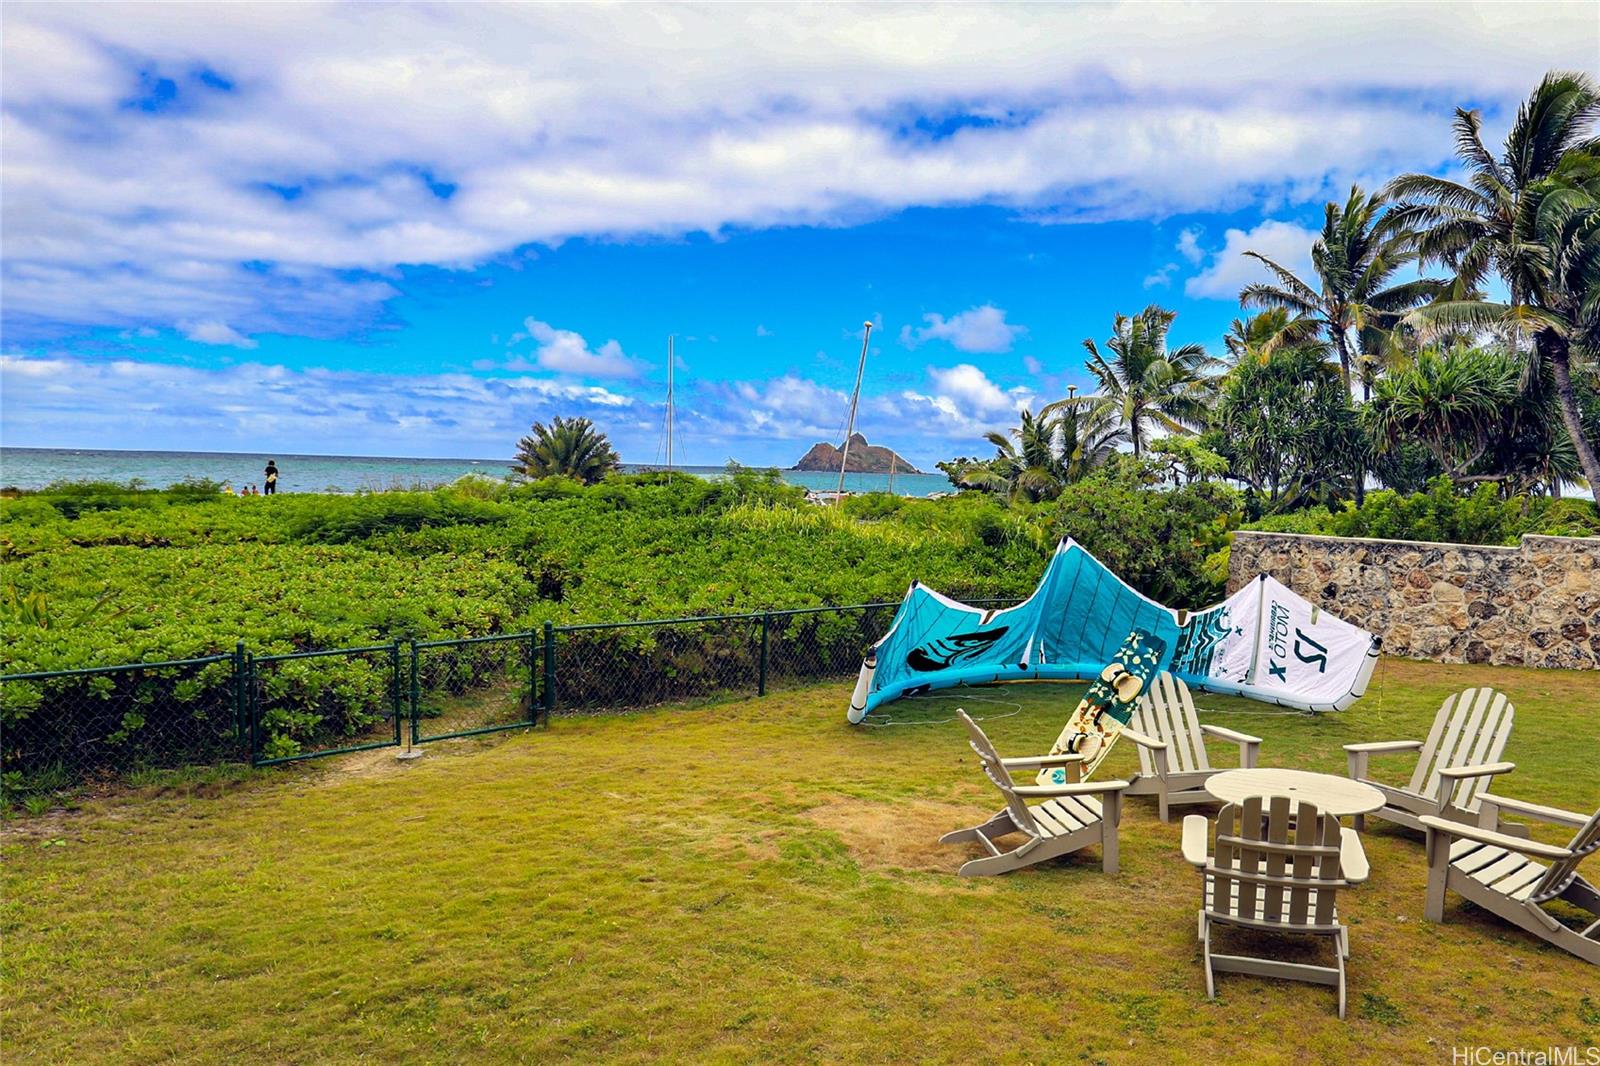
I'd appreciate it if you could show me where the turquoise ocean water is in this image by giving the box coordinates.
[0,448,952,497]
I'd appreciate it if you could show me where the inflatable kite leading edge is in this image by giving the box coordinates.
[846,538,1380,723]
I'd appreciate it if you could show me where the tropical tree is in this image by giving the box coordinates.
[1211,338,1362,511]
[512,416,621,484]
[1240,185,1445,394]
[1079,305,1216,456]
[958,397,1125,502]
[1048,394,1128,481]
[1386,70,1600,504]
[1221,307,1321,366]
[1363,347,1520,483]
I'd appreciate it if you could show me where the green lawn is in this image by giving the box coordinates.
[3,658,1597,1064]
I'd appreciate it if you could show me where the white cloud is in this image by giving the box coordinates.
[182,319,258,349]
[1142,263,1178,289]
[1022,355,1043,375]
[0,352,638,457]
[899,304,1025,353]
[1176,227,1205,264]
[755,324,772,337]
[515,317,639,378]
[3,4,1590,339]
[1184,219,1320,300]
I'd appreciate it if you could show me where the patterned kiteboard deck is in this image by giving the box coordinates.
[1038,628,1169,784]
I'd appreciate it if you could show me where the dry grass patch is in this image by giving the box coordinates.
[802,796,998,873]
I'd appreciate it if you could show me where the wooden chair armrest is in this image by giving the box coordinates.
[1419,815,1575,860]
[1437,761,1515,781]
[1433,762,1515,814]
[1180,814,1209,866]
[1342,740,1422,754]
[1199,723,1263,746]
[1338,827,1370,884]
[1120,728,1166,751]
[1012,780,1130,798]
[999,753,1084,770]
[1478,793,1591,829]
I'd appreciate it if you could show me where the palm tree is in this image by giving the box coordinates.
[512,416,621,484]
[1240,185,1445,394]
[1386,70,1600,503]
[960,407,1067,503]
[960,398,1125,501]
[1222,307,1321,366]
[1047,394,1127,481]
[1079,305,1216,456]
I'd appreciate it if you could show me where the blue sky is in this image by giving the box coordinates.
[2,3,1594,467]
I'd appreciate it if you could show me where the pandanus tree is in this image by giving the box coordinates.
[1079,305,1216,456]
[1386,70,1600,504]
[512,416,621,484]
[1363,347,1520,483]
[1240,185,1445,395]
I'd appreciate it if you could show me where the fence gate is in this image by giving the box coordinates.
[410,632,542,744]
[248,643,404,766]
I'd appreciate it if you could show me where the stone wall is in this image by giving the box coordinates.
[1227,531,1600,670]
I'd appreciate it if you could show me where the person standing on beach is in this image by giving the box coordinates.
[263,460,279,495]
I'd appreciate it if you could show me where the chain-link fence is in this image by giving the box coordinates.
[412,632,541,742]
[0,651,245,792]
[551,614,766,713]
[1,596,1023,794]
[249,644,403,765]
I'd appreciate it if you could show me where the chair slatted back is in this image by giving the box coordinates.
[1529,807,1600,905]
[1131,672,1210,776]
[1207,796,1344,929]
[957,711,1041,839]
[1408,688,1515,812]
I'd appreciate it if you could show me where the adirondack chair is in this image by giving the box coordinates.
[1181,794,1371,1018]
[1124,672,1264,821]
[939,710,1130,877]
[1422,794,1600,965]
[1344,687,1518,833]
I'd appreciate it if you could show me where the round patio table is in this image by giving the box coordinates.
[1205,768,1385,819]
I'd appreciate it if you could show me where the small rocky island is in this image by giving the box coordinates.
[791,433,922,474]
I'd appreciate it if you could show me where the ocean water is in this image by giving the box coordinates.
[0,447,952,497]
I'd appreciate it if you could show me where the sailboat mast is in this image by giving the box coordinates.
[834,320,874,502]
[666,336,674,474]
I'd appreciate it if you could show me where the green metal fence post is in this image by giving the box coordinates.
[389,642,402,746]
[542,622,556,724]
[529,629,540,727]
[233,641,247,749]
[759,612,770,697]
[409,643,421,747]
[245,652,258,763]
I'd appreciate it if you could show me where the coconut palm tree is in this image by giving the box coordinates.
[512,416,621,484]
[959,397,1125,501]
[1079,305,1215,457]
[1240,185,1445,394]
[960,407,1068,503]
[1222,308,1321,366]
[1047,394,1128,482]
[1386,70,1600,503]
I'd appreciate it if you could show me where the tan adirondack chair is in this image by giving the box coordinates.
[1182,795,1371,1018]
[1124,672,1263,821]
[1422,794,1600,965]
[939,710,1129,877]
[1344,687,1517,833]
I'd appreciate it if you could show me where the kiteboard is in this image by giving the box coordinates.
[1037,627,1169,784]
